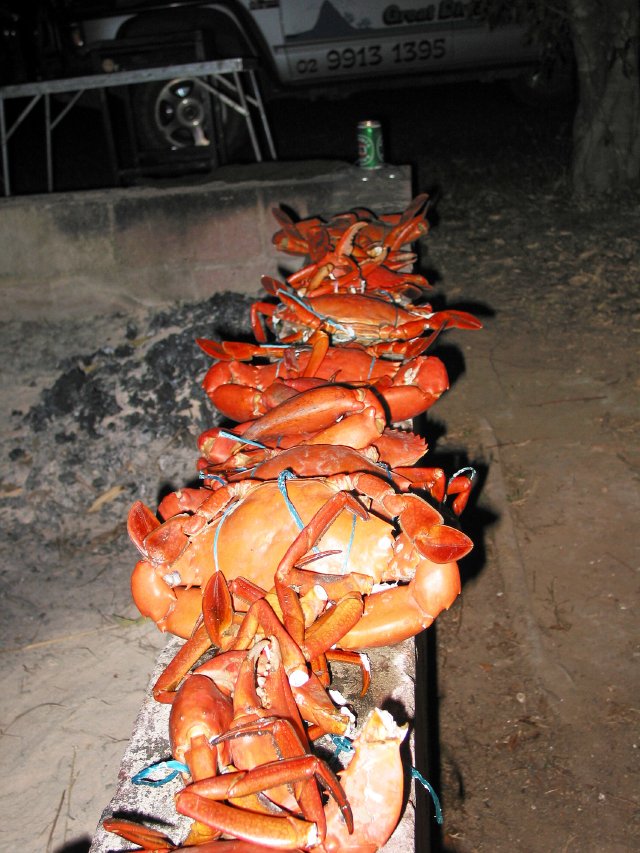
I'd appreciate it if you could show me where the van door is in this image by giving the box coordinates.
[278,1,536,85]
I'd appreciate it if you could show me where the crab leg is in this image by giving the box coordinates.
[229,605,352,737]
[273,491,368,652]
[103,817,298,851]
[341,471,473,563]
[311,649,371,697]
[166,673,236,846]
[102,820,175,851]
[385,192,430,250]
[178,751,353,851]
[152,621,213,702]
[169,674,233,778]
[302,328,330,376]
[176,792,320,851]
[197,338,294,362]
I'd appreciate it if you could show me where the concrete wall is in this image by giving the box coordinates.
[0,161,412,321]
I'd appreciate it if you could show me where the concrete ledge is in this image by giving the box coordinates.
[57,162,425,850]
[89,636,420,852]
[0,161,411,321]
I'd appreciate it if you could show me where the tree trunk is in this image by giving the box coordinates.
[568,0,640,196]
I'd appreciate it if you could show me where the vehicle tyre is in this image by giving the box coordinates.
[131,76,247,160]
[117,10,255,163]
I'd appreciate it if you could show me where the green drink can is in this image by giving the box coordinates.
[357,120,384,169]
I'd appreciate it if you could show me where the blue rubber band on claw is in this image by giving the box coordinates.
[411,767,443,824]
[132,759,189,787]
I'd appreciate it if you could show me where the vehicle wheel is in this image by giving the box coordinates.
[116,10,256,165]
[132,76,248,161]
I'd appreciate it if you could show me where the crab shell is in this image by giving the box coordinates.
[130,471,470,641]
[270,291,439,347]
[142,478,399,595]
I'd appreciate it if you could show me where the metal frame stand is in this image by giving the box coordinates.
[0,58,276,196]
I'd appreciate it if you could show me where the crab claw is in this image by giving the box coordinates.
[323,708,409,852]
[127,500,161,554]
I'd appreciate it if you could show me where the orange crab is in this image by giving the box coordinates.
[251,276,481,375]
[104,635,355,851]
[128,463,472,643]
[197,339,450,424]
[104,703,407,852]
[271,193,431,266]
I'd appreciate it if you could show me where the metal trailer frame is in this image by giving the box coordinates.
[0,58,277,196]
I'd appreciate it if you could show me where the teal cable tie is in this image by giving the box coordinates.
[282,289,352,338]
[132,759,189,787]
[199,471,227,486]
[342,511,357,572]
[411,767,443,824]
[213,499,240,572]
[277,470,306,531]
[366,354,377,381]
[218,429,268,450]
[330,734,354,759]
[278,470,361,564]
[375,460,394,481]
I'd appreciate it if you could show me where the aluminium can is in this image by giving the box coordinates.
[357,120,384,169]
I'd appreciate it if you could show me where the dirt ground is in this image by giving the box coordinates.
[422,182,640,852]
[1,154,638,853]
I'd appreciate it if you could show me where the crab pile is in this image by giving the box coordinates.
[103,194,481,851]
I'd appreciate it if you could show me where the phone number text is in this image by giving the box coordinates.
[294,39,447,76]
